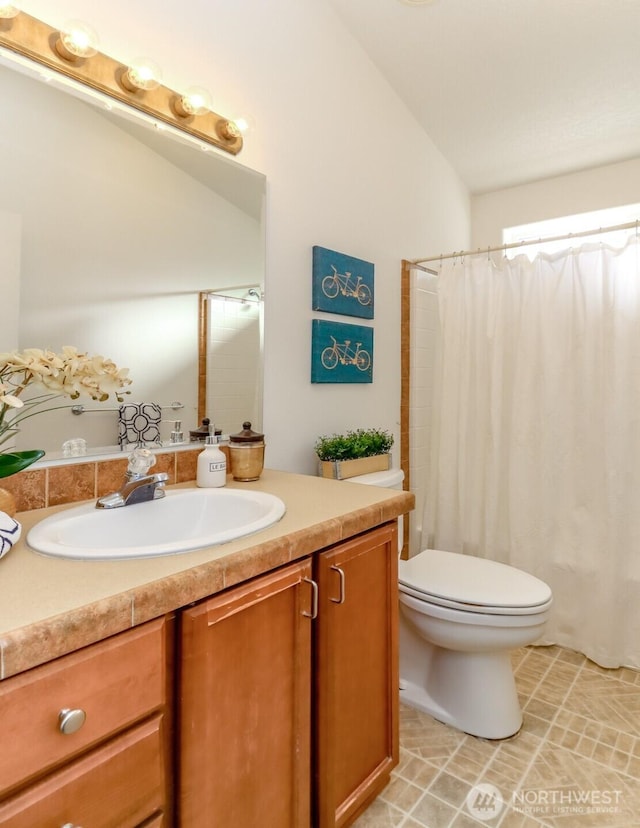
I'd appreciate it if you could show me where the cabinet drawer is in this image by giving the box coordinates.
[0,715,166,827]
[0,617,168,796]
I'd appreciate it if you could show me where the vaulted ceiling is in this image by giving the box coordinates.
[328,0,640,194]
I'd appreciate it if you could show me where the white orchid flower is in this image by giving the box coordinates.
[0,393,24,409]
[0,347,132,457]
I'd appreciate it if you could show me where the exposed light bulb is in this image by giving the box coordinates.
[218,120,241,141]
[121,57,162,92]
[55,20,99,61]
[233,115,255,134]
[0,2,19,19]
[217,114,253,143]
[175,86,212,117]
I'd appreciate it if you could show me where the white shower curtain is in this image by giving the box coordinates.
[423,237,640,668]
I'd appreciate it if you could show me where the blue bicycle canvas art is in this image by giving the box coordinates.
[311,319,373,383]
[312,246,374,319]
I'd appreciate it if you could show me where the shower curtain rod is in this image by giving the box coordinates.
[205,283,261,294]
[208,292,261,303]
[411,218,640,267]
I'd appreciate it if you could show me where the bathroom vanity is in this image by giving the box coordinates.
[0,470,413,827]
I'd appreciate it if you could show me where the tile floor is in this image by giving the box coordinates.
[354,646,640,827]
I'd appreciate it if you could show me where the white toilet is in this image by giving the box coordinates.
[349,468,553,740]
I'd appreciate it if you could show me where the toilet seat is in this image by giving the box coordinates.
[398,548,552,616]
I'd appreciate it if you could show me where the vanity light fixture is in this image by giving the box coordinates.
[215,114,254,142]
[232,115,255,136]
[54,20,99,62]
[173,85,213,118]
[233,116,252,133]
[217,119,242,141]
[0,9,243,155]
[0,2,19,19]
[120,57,162,92]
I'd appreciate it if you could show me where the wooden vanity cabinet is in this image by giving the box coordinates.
[0,519,399,828]
[178,522,399,828]
[314,523,399,828]
[178,558,314,827]
[0,616,172,827]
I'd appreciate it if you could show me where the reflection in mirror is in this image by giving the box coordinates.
[199,288,264,436]
[1,53,266,459]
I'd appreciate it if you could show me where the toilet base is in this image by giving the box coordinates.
[399,647,523,740]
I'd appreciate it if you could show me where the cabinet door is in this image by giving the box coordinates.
[179,558,313,828]
[314,523,399,828]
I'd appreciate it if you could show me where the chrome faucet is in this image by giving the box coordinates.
[96,448,169,509]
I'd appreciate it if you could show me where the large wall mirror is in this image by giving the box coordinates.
[1,52,266,458]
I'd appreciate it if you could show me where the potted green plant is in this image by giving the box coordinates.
[315,428,394,480]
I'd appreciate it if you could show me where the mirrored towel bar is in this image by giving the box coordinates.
[71,402,184,415]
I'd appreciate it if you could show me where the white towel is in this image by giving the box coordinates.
[0,511,21,560]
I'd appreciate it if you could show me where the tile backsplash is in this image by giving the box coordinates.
[1,446,218,513]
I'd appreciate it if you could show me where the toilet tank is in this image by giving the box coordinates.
[348,468,405,552]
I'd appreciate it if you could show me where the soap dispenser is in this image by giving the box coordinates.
[197,435,227,488]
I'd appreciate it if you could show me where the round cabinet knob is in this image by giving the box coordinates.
[58,707,86,735]
[61,824,84,828]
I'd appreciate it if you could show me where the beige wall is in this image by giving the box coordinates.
[1,213,21,353]
[471,157,640,249]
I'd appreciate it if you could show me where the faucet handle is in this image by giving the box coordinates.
[127,447,156,477]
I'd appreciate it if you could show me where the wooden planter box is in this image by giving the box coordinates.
[317,453,391,480]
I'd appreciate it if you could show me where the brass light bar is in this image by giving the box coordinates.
[0,11,243,155]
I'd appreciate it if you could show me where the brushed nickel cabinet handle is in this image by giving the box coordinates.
[58,707,86,735]
[302,577,318,619]
[330,565,346,604]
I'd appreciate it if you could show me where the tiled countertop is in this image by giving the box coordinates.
[0,470,414,680]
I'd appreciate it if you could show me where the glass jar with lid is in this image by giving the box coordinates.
[228,421,265,481]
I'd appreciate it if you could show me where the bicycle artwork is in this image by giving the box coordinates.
[312,246,374,320]
[321,265,372,307]
[311,319,373,384]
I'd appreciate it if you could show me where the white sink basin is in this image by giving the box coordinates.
[27,488,286,560]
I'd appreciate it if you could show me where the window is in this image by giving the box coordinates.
[503,202,640,260]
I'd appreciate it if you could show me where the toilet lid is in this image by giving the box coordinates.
[398,549,552,614]
[347,468,404,488]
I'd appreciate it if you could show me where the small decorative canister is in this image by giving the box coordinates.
[0,509,21,560]
[229,422,265,481]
